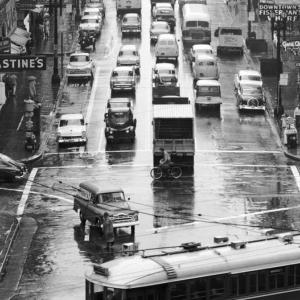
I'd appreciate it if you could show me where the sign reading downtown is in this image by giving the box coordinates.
[259,3,300,21]
[0,56,46,71]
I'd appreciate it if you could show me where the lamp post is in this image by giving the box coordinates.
[51,0,60,84]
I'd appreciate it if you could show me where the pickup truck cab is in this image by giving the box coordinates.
[121,13,141,36]
[110,66,136,95]
[57,113,87,147]
[73,181,139,235]
[194,79,222,113]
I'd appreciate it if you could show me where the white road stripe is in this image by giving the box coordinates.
[17,168,38,216]
[291,166,300,191]
[16,115,24,132]
[97,128,104,153]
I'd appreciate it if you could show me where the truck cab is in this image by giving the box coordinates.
[104,98,136,143]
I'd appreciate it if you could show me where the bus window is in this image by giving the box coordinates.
[209,276,225,299]
[268,267,285,290]
[169,283,186,300]
[238,274,247,295]
[258,270,267,292]
[288,265,300,286]
[190,278,206,300]
[249,272,257,293]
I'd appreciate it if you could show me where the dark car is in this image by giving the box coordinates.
[0,153,28,182]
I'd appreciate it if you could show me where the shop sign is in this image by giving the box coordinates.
[258,3,300,21]
[282,40,300,55]
[0,38,11,54]
[0,55,46,71]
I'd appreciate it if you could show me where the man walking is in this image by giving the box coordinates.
[103,212,114,251]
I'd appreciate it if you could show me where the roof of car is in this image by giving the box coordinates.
[192,44,213,51]
[60,113,84,120]
[81,15,99,20]
[239,80,262,86]
[151,20,169,26]
[239,70,261,76]
[83,7,101,11]
[196,79,221,87]
[113,66,134,71]
[157,33,176,40]
[123,13,139,18]
[155,63,176,70]
[195,53,216,60]
[155,3,172,7]
[120,44,137,51]
[108,98,131,104]
[79,181,124,195]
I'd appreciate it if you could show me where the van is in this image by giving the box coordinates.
[155,33,179,64]
[73,181,139,235]
[192,54,218,86]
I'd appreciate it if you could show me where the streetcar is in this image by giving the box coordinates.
[85,232,300,300]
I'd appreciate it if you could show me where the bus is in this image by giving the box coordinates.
[181,4,211,47]
[85,232,300,300]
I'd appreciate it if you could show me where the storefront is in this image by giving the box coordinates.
[0,0,17,38]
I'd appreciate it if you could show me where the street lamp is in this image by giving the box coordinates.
[51,0,60,84]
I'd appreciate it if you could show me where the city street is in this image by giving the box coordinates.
[1,0,300,299]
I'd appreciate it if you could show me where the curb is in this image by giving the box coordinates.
[20,151,44,164]
[0,218,20,282]
[283,150,300,161]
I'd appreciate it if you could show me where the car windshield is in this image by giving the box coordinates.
[241,75,261,81]
[84,12,99,16]
[242,86,262,95]
[197,86,220,96]
[81,19,99,24]
[60,118,84,126]
[101,192,125,203]
[220,28,242,35]
[109,112,130,123]
[157,68,175,75]
[152,23,169,30]
[70,55,90,62]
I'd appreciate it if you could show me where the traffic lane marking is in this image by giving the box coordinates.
[291,166,300,191]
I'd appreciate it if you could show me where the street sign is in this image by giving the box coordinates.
[258,3,300,21]
[279,73,289,86]
[248,11,255,22]
[0,56,46,71]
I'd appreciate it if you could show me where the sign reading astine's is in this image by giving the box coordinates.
[0,56,46,71]
[259,3,300,21]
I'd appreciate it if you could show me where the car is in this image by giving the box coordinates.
[152,62,178,87]
[82,7,103,25]
[110,66,136,95]
[116,44,140,75]
[79,15,101,36]
[188,44,214,64]
[121,13,141,36]
[236,80,266,111]
[85,1,105,18]
[57,114,87,147]
[155,33,179,64]
[106,97,133,109]
[150,21,170,44]
[66,52,95,84]
[234,69,263,90]
[152,3,175,32]
[0,153,27,182]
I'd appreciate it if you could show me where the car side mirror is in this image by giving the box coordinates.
[214,29,219,37]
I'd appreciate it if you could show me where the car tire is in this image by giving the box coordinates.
[80,211,86,225]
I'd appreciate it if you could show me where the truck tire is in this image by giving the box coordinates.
[80,211,86,225]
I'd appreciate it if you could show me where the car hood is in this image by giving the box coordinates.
[241,93,263,99]
[101,202,131,211]
[58,126,85,136]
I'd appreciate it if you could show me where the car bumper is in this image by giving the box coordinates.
[112,221,139,228]
[111,85,135,90]
[238,105,266,111]
[105,129,135,140]
[121,28,141,33]
[58,137,87,145]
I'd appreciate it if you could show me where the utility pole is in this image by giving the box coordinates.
[52,0,60,84]
[247,0,251,38]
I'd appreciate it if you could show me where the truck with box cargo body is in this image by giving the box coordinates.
[152,99,195,168]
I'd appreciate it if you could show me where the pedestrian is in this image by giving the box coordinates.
[28,76,37,100]
[103,212,114,250]
[2,73,16,98]
[9,74,17,96]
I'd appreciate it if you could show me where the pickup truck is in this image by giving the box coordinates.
[152,98,195,169]
[151,0,175,8]
[73,181,139,235]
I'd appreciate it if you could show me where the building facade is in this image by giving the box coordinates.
[0,0,17,37]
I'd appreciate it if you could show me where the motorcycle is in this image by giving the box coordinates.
[79,31,96,51]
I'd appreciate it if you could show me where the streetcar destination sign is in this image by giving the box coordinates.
[0,56,46,71]
[259,3,300,21]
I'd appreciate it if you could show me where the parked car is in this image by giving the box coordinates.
[152,3,175,32]
[73,181,139,235]
[0,153,27,182]
[66,52,95,84]
[57,113,87,147]
[155,33,179,64]
[234,69,263,90]
[117,44,140,75]
[79,15,101,36]
[150,21,170,44]
[110,66,136,95]
[188,44,214,64]
[121,13,141,36]
[236,80,266,111]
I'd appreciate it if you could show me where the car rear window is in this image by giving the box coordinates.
[70,55,90,62]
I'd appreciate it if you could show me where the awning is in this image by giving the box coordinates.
[10,43,24,55]
[9,27,31,48]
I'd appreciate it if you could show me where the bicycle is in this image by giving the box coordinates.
[150,164,182,180]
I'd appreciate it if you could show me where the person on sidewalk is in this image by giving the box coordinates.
[103,212,114,251]
[2,74,17,98]
[28,76,37,100]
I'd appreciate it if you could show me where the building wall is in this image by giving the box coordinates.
[0,0,17,37]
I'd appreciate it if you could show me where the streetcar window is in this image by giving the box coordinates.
[296,264,300,285]
[209,276,225,299]
[170,283,186,300]
[238,273,247,295]
[288,264,300,286]
[258,270,267,292]
[268,267,285,290]
[190,278,206,300]
[249,272,257,293]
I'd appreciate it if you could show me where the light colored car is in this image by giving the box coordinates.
[155,33,179,64]
[121,13,141,36]
[83,7,103,24]
[79,15,101,36]
[110,66,136,95]
[188,44,214,63]
[152,62,177,87]
[66,52,95,84]
[150,21,170,43]
[234,69,263,90]
[236,80,266,111]
[57,114,87,146]
[0,153,27,182]
[117,44,140,75]
[85,1,105,18]
[152,3,175,32]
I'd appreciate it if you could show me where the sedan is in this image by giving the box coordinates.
[234,69,262,90]
[110,66,136,95]
[0,153,27,182]
[188,44,214,64]
[117,44,140,75]
[150,21,170,44]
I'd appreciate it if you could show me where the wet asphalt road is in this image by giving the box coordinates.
[1,0,300,299]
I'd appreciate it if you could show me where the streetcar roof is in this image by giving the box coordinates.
[86,234,300,289]
[79,181,124,194]
[153,104,193,118]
